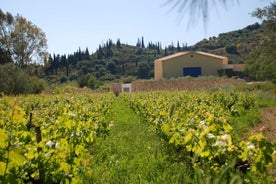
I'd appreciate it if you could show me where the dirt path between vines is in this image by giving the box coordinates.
[251,107,276,142]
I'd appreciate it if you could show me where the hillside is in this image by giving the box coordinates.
[191,22,265,64]
[43,22,266,84]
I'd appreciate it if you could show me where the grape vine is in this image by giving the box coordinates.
[0,93,115,183]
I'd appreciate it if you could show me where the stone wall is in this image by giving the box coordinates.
[110,78,245,93]
[110,83,122,94]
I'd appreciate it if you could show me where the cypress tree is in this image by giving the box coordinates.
[116,39,121,48]
[85,47,90,60]
[136,38,141,48]
[141,36,145,48]
[177,41,181,52]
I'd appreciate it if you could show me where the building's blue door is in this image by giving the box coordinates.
[183,67,202,77]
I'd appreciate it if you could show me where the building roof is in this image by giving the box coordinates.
[156,51,228,62]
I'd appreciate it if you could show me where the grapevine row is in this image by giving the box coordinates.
[121,90,275,182]
[0,92,115,183]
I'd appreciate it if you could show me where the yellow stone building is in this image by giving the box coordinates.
[154,51,230,80]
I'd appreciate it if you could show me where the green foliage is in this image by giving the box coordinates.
[98,83,110,91]
[226,44,238,54]
[77,75,88,88]
[106,61,117,74]
[0,89,275,183]
[44,39,169,83]
[245,49,276,81]
[121,90,276,183]
[29,77,47,94]
[0,9,47,67]
[246,2,276,82]
[87,75,97,89]
[0,47,12,65]
[137,63,151,79]
[90,98,193,183]
[0,63,46,95]
[43,21,268,84]
[0,93,115,183]
[192,22,264,64]
[246,22,261,31]
[77,74,98,89]
[229,82,276,107]
[59,75,68,83]
[120,76,137,83]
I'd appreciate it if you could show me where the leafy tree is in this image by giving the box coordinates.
[136,48,143,55]
[77,75,87,88]
[245,2,276,82]
[77,74,98,89]
[0,63,45,94]
[87,75,97,89]
[0,10,48,67]
[225,44,237,54]
[0,47,12,64]
[246,22,261,31]
[0,10,14,64]
[137,63,151,79]
[106,61,117,74]
[59,75,68,83]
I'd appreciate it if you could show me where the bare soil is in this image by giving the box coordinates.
[251,107,276,142]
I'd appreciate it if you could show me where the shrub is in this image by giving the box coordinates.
[226,45,238,54]
[59,75,68,83]
[77,74,98,89]
[121,76,137,83]
[0,63,29,94]
[0,63,46,95]
[30,77,47,94]
[77,75,87,88]
[87,75,97,89]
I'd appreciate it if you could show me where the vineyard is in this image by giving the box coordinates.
[0,86,276,183]
[121,89,276,183]
[0,93,115,183]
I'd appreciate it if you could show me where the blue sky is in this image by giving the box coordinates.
[1,0,271,55]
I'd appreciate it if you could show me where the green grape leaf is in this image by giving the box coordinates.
[0,162,6,176]
[10,151,26,166]
[0,129,8,149]
[59,162,71,173]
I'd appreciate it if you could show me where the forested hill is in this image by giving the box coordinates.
[192,22,264,64]
[44,22,266,83]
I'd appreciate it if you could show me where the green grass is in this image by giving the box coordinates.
[229,108,260,141]
[86,90,275,183]
[256,93,276,107]
[89,98,192,184]
[236,82,276,107]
